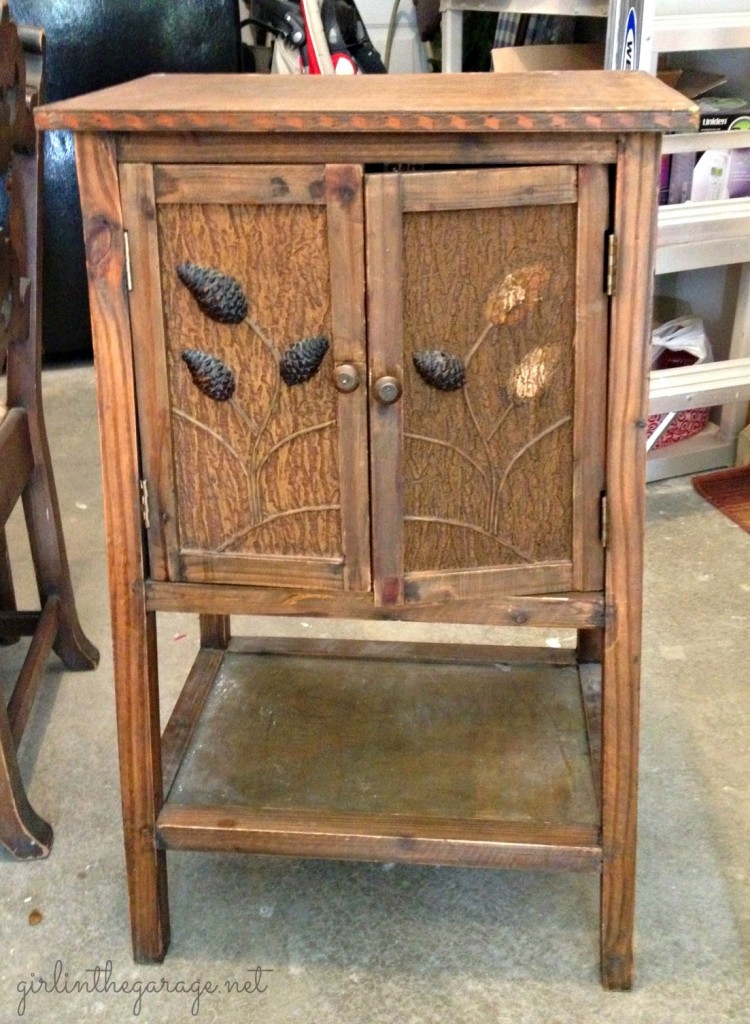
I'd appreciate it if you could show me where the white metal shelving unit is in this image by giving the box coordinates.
[645,2,750,481]
[438,0,612,75]
[435,0,750,479]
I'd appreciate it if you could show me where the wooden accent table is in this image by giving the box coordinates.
[36,72,696,988]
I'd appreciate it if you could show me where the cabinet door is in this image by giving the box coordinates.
[366,165,609,605]
[121,163,370,592]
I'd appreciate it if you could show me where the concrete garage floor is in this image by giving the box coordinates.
[1,362,749,1023]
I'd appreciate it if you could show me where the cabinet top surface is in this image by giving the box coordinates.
[35,72,697,135]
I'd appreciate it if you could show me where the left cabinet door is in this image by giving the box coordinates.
[120,162,371,592]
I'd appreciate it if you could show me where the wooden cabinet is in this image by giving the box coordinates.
[36,71,695,990]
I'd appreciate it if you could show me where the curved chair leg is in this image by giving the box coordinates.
[21,446,100,671]
[0,527,19,646]
[0,702,52,859]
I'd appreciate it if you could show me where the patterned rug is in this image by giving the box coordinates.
[692,464,750,534]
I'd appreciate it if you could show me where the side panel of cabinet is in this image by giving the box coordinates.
[120,163,370,591]
[366,165,608,604]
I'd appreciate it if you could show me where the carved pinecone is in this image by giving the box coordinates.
[181,349,236,402]
[279,335,330,386]
[412,350,466,391]
[176,261,248,324]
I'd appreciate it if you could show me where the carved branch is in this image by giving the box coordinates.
[404,514,534,563]
[405,432,489,485]
[257,419,336,475]
[217,504,341,552]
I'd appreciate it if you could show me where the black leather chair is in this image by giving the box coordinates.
[9,1,241,359]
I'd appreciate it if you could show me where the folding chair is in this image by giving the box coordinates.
[0,2,98,859]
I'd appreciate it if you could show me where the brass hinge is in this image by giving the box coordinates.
[600,493,608,549]
[606,233,618,296]
[139,479,150,530]
[123,230,133,292]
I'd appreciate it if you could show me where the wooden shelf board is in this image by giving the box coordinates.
[157,804,602,871]
[160,646,600,867]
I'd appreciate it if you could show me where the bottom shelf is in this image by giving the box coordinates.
[646,421,736,482]
[158,641,602,872]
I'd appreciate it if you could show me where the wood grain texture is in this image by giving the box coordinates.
[599,132,662,992]
[161,648,224,797]
[74,132,170,962]
[119,162,180,582]
[154,164,328,205]
[198,614,231,649]
[0,693,52,858]
[35,72,698,135]
[158,805,601,870]
[155,176,345,586]
[572,163,609,590]
[404,563,573,602]
[325,165,371,591]
[400,165,577,212]
[60,72,673,979]
[180,551,343,588]
[118,132,621,168]
[227,635,578,666]
[6,595,59,746]
[365,173,405,605]
[157,805,601,870]
[145,580,607,628]
[0,410,33,523]
[399,173,577,579]
[166,652,598,829]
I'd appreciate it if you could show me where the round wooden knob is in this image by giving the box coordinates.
[334,363,360,393]
[374,375,402,405]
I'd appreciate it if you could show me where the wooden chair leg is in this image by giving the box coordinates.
[0,527,19,645]
[20,421,99,672]
[0,698,52,859]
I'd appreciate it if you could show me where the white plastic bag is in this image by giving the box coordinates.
[651,315,713,368]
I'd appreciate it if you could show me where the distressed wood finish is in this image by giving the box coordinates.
[599,132,662,991]
[366,174,405,605]
[226,635,579,665]
[573,164,609,591]
[399,170,577,589]
[162,652,599,856]
[44,72,696,985]
[117,132,622,168]
[325,164,371,592]
[125,161,370,592]
[73,133,169,962]
[144,580,608,627]
[157,806,601,870]
[35,72,697,135]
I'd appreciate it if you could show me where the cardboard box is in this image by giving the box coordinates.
[699,96,750,132]
[491,44,604,73]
